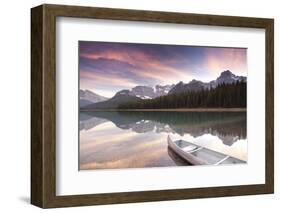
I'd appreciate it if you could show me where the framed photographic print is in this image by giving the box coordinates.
[31,4,274,208]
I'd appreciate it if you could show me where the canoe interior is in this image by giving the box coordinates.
[168,136,246,165]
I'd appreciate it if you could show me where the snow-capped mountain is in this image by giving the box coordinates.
[209,70,246,88]
[79,89,108,107]
[168,80,208,94]
[154,84,175,96]
[169,70,246,95]
[131,86,155,99]
[131,84,174,99]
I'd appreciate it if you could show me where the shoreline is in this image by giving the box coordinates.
[80,108,247,112]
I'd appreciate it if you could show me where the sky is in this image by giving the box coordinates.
[79,41,247,98]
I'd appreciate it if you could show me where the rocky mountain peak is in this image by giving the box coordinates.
[178,81,184,85]
[115,89,135,97]
[219,70,233,78]
[129,84,174,99]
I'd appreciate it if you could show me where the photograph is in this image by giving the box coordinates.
[79,41,247,170]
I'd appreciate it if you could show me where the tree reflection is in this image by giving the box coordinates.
[80,111,246,146]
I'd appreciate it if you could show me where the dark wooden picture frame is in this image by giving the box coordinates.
[31,4,274,208]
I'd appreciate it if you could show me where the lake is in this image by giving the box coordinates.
[79,111,247,170]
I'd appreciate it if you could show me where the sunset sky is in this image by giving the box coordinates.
[79,41,247,98]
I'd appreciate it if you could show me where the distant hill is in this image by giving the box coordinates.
[79,89,108,107]
[80,99,95,108]
[84,90,141,109]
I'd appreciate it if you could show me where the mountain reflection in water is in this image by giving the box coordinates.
[79,111,247,170]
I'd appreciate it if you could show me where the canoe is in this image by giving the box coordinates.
[167,147,192,166]
[167,135,246,165]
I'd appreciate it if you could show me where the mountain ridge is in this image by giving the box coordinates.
[169,70,246,95]
[81,70,246,109]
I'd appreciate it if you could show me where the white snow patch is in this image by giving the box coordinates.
[231,76,240,81]
[143,96,152,99]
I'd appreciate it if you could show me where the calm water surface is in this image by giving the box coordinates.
[79,111,247,170]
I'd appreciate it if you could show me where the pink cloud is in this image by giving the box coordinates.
[80,70,138,88]
[81,49,193,84]
[205,48,247,76]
